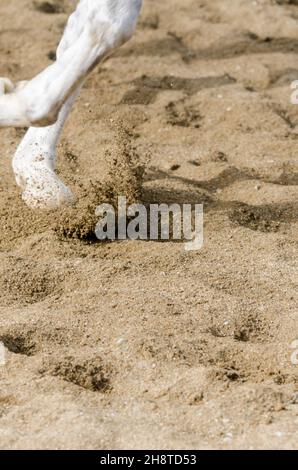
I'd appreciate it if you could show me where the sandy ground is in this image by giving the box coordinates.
[0,0,298,450]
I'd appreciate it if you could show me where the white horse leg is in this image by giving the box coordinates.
[12,90,80,209]
[0,0,143,128]
[1,0,143,209]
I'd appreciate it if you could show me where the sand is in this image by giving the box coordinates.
[0,0,297,450]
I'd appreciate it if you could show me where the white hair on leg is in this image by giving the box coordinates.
[0,0,143,127]
[12,0,86,209]
[0,0,143,209]
[13,90,80,209]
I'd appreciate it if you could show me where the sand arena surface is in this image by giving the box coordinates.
[0,0,297,449]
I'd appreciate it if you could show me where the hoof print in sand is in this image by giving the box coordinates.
[0,332,37,356]
[34,1,65,14]
[42,356,112,392]
[229,204,281,232]
[0,256,62,305]
[166,100,202,128]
